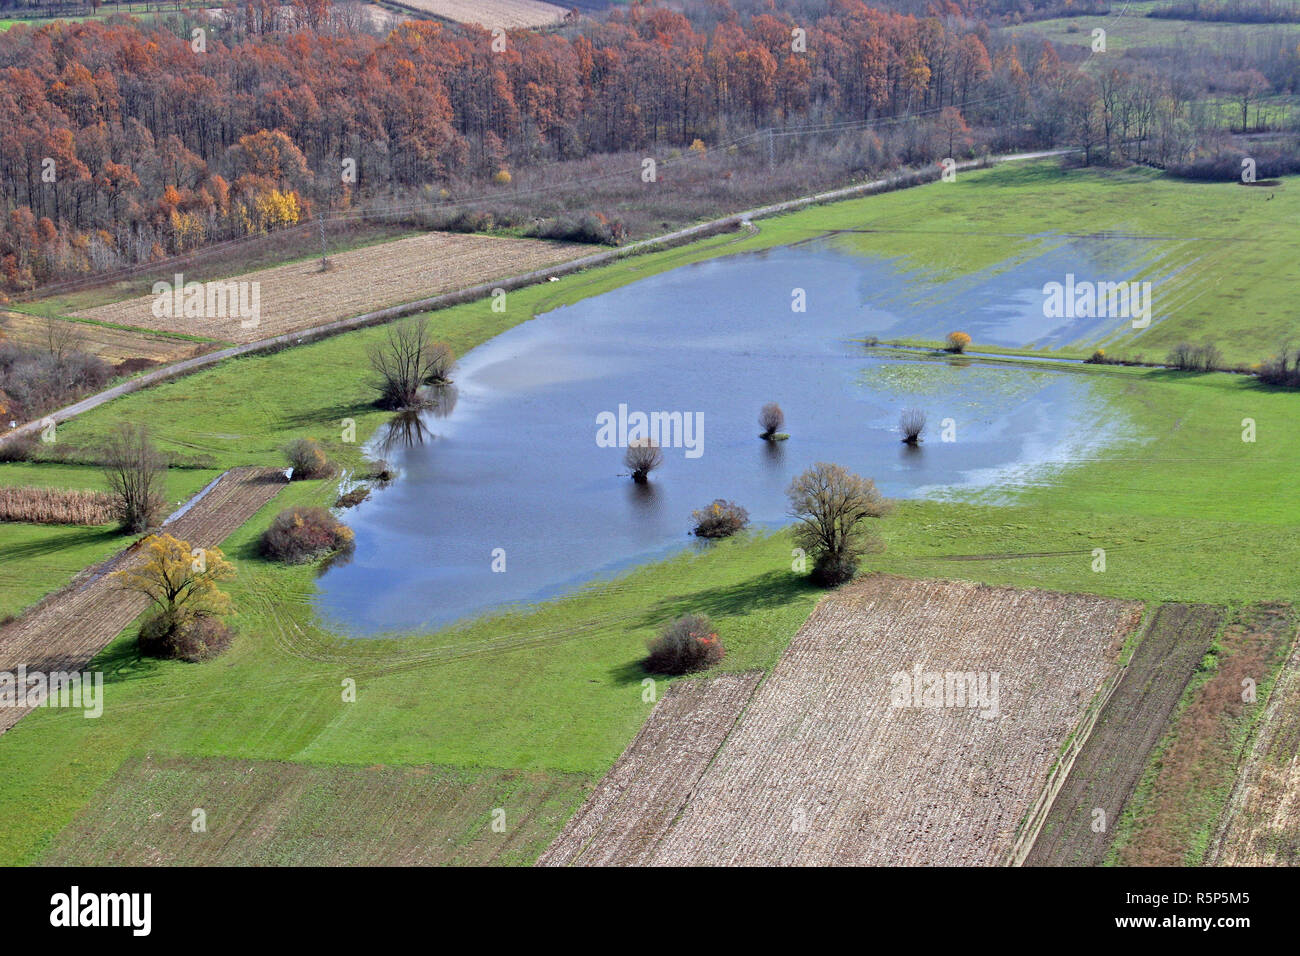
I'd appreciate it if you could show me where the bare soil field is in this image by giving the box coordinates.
[537,672,762,867]
[41,755,587,866]
[0,467,285,734]
[70,232,586,345]
[1023,603,1224,867]
[1114,604,1293,866]
[389,0,567,29]
[544,575,1139,866]
[1,311,206,366]
[1210,617,1300,866]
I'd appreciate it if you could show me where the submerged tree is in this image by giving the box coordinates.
[625,439,663,483]
[369,318,456,409]
[899,407,927,445]
[759,402,785,440]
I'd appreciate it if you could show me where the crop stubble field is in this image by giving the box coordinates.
[544,576,1141,866]
[1211,627,1300,866]
[538,672,763,867]
[71,232,586,344]
[1024,603,1224,866]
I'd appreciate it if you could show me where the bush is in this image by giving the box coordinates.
[692,499,749,538]
[758,402,784,439]
[284,438,333,480]
[0,432,36,462]
[260,506,355,564]
[644,614,725,675]
[1167,341,1222,372]
[335,487,370,508]
[624,439,663,483]
[899,406,926,444]
[811,551,860,586]
[944,331,971,353]
[138,611,233,662]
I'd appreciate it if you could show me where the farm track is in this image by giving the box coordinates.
[542,575,1139,866]
[537,672,763,867]
[0,467,286,734]
[1022,603,1223,866]
[1209,618,1300,865]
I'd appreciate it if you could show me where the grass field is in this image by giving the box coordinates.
[1112,603,1294,865]
[1,160,1298,865]
[1005,3,1300,55]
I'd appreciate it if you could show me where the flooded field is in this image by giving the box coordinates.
[314,240,1140,634]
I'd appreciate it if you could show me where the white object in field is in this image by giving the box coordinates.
[548,276,559,282]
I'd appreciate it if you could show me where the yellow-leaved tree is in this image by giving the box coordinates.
[114,532,235,630]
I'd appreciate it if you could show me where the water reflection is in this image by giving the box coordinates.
[318,241,1121,635]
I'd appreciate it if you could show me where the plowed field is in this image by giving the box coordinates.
[71,232,586,344]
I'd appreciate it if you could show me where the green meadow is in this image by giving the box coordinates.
[1,160,1297,863]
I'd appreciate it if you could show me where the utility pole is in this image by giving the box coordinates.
[767,127,775,171]
[318,215,329,271]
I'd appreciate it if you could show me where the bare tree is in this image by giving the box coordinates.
[900,407,927,444]
[625,439,663,483]
[44,316,83,363]
[101,422,167,533]
[369,318,455,409]
[759,402,785,439]
[787,462,890,586]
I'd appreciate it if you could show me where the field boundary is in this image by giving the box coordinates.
[0,150,1069,448]
[1006,635,1131,866]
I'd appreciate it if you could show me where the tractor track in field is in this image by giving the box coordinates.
[0,467,286,735]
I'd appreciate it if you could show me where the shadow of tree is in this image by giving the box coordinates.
[633,568,820,630]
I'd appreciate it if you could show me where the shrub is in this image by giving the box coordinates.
[1258,348,1300,387]
[493,168,512,185]
[260,506,355,564]
[335,487,370,508]
[284,438,333,480]
[944,331,971,353]
[625,439,663,483]
[644,613,724,675]
[899,406,926,444]
[759,402,785,439]
[692,499,749,538]
[1167,341,1222,372]
[137,611,234,662]
[0,432,36,462]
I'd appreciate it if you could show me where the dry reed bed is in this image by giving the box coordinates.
[0,485,115,525]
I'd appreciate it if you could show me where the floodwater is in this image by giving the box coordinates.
[313,238,1144,635]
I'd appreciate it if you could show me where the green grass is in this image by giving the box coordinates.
[1005,3,1300,56]
[0,465,218,617]
[2,160,1298,864]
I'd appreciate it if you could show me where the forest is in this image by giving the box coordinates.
[0,0,1295,292]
